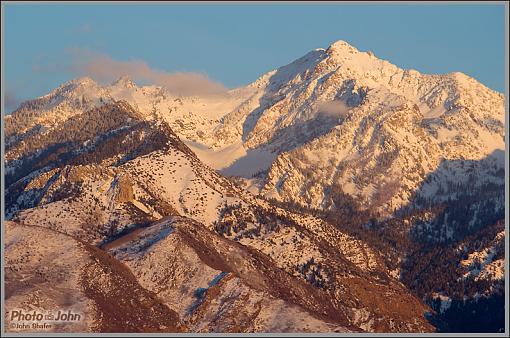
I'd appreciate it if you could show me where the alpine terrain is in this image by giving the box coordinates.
[4,40,505,333]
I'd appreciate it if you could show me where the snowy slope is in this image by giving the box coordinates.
[4,221,185,333]
[104,216,353,333]
[240,41,505,216]
[5,98,434,332]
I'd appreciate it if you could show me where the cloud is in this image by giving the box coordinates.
[316,100,349,119]
[4,88,20,113]
[66,48,228,97]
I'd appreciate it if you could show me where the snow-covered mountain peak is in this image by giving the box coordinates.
[37,76,110,107]
[324,40,385,65]
[67,75,97,85]
[58,76,99,91]
[4,39,506,333]
[326,39,359,54]
[47,76,98,95]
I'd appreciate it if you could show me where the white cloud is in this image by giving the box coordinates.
[316,100,349,118]
[67,48,228,97]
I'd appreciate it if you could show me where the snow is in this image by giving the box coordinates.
[106,218,225,318]
[131,199,161,218]
[476,127,505,154]
[184,140,276,178]
[108,223,175,259]
[5,38,504,333]
[350,307,374,332]
[421,103,446,119]
[121,147,243,227]
[184,141,246,170]
[220,148,276,177]
[4,222,97,332]
[431,293,452,314]
[477,259,505,281]
[256,45,505,213]
[460,231,504,281]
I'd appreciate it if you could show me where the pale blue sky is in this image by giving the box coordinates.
[3,4,506,111]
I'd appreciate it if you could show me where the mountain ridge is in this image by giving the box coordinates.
[4,39,505,333]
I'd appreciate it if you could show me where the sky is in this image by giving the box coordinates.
[3,3,507,111]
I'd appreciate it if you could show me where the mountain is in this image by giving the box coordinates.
[5,99,434,332]
[3,40,505,333]
[8,40,503,219]
[212,41,505,215]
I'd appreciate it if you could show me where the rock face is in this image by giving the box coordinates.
[4,40,505,333]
